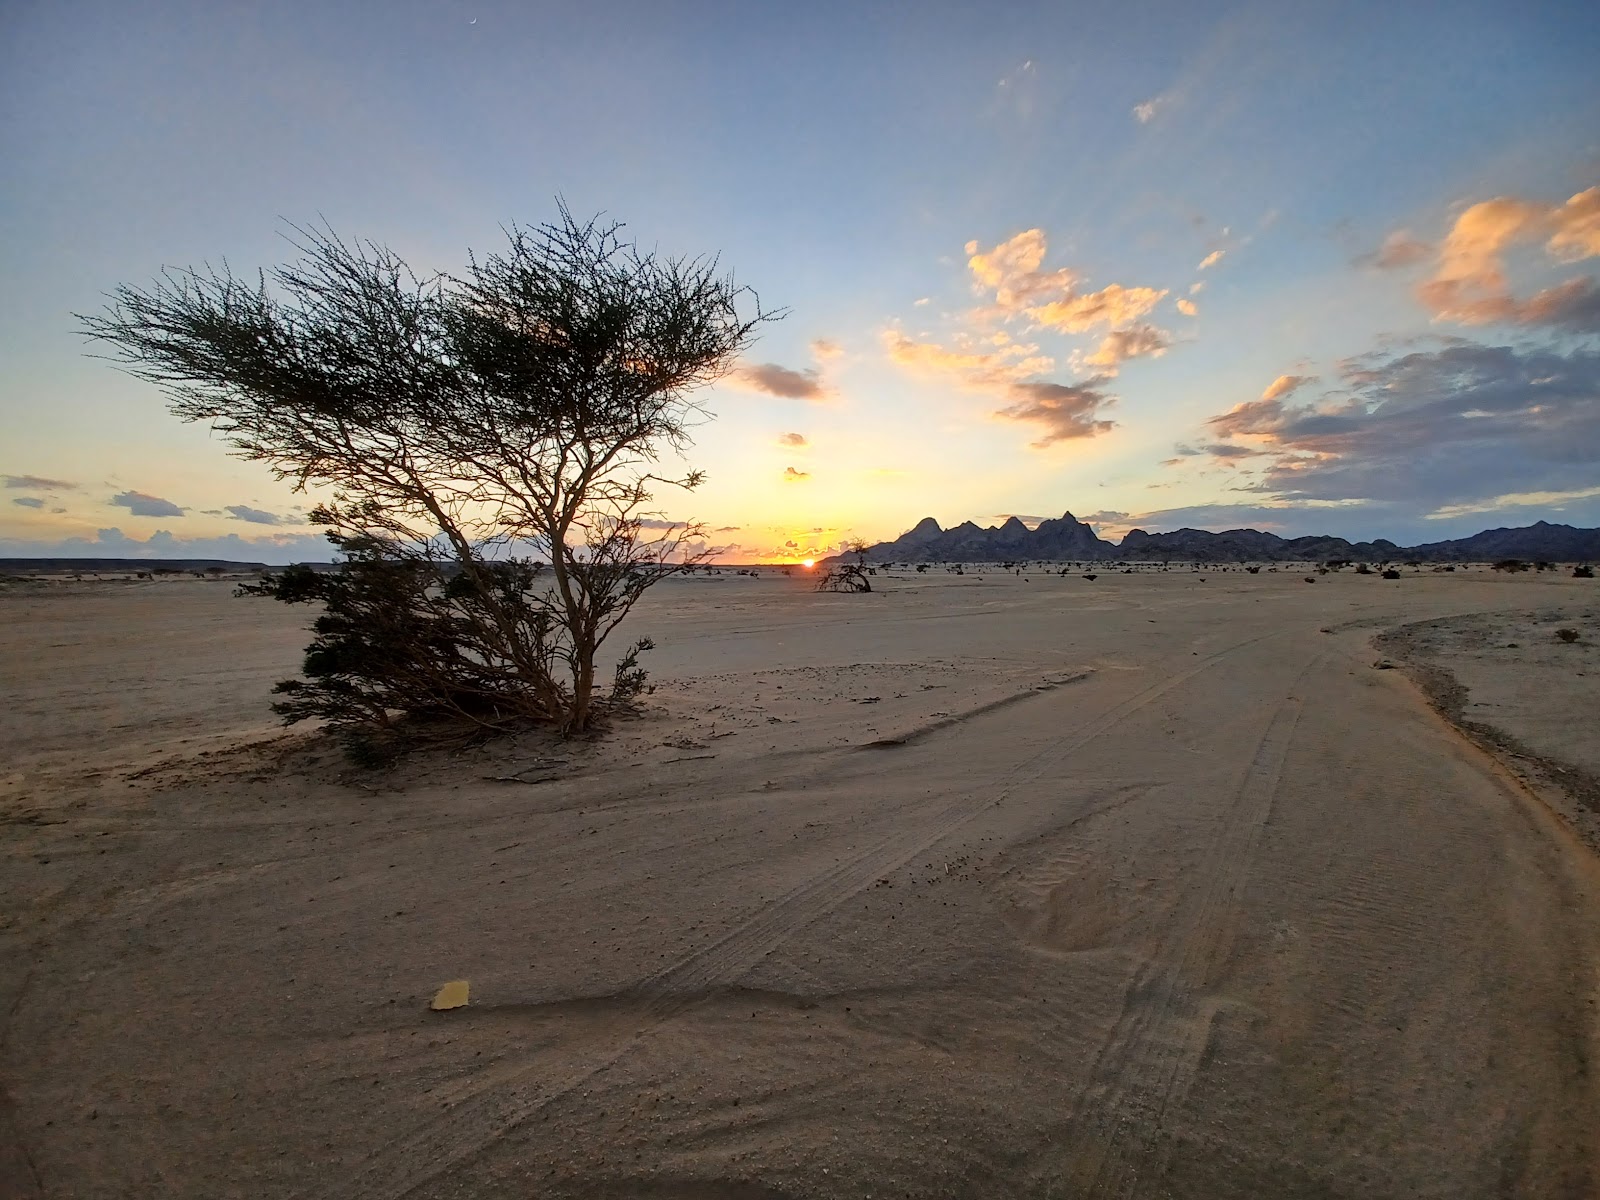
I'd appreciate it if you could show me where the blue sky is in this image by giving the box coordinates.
[3,0,1598,561]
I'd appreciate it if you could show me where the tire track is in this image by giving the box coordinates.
[1038,654,1318,1198]
[323,631,1284,1200]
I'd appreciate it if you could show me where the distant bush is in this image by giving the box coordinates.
[1492,560,1530,573]
[1381,569,1401,579]
[1555,628,1580,643]
[1355,564,1372,575]
[1575,565,1595,578]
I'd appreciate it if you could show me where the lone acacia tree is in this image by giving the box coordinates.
[81,208,774,740]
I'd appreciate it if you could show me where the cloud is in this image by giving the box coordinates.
[883,330,1054,385]
[714,525,741,533]
[734,362,826,400]
[993,377,1118,446]
[1077,324,1171,373]
[964,231,1167,334]
[12,497,46,508]
[809,338,843,361]
[1197,250,1225,270]
[4,475,78,491]
[783,467,810,481]
[1365,230,1432,270]
[0,527,336,564]
[635,518,686,530]
[1416,187,1600,330]
[884,330,1119,445]
[111,490,186,518]
[1425,485,1600,521]
[224,504,289,525]
[965,230,1078,310]
[777,432,808,448]
[1260,374,1314,402]
[913,297,931,307]
[1132,97,1164,123]
[1189,281,1204,295]
[1547,186,1600,261]
[1030,284,1168,334]
[1206,443,1262,460]
[1202,341,1600,511]
[1176,298,1198,316]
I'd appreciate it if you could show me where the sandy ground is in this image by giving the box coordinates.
[3,567,1599,1198]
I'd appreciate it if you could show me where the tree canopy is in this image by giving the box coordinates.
[82,208,776,743]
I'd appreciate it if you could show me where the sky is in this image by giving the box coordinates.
[3,0,1598,563]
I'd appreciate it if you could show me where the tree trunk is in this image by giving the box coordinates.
[567,645,595,734]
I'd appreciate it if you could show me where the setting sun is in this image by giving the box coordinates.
[802,558,815,568]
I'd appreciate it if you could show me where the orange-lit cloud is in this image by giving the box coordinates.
[1197,249,1225,270]
[1260,373,1313,402]
[777,431,808,448]
[1076,324,1171,373]
[1031,283,1167,334]
[965,229,1078,310]
[810,338,843,361]
[956,229,1174,376]
[884,330,1118,446]
[783,466,810,481]
[1176,297,1198,316]
[1548,186,1600,260]
[1416,187,1600,329]
[883,330,1053,384]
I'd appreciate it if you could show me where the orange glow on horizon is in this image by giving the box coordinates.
[802,558,815,568]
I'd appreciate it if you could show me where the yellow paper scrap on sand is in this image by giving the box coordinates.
[430,980,469,1011]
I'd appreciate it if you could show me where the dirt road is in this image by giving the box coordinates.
[3,569,1597,1197]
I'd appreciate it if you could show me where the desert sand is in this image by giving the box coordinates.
[2,566,1598,1198]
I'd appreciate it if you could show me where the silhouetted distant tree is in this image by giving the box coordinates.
[816,537,873,593]
[82,207,776,745]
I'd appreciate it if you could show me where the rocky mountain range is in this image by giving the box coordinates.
[849,513,1600,564]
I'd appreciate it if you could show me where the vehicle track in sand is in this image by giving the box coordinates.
[1032,654,1320,1198]
[327,631,1284,1200]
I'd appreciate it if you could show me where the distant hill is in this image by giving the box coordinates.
[846,513,1600,564]
[1,558,285,573]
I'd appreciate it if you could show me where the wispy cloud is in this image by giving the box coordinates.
[224,504,290,525]
[1197,249,1225,270]
[12,497,46,509]
[1176,298,1198,316]
[4,474,78,490]
[1260,374,1314,402]
[783,466,811,481]
[1363,230,1432,270]
[777,432,808,448]
[884,329,1119,446]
